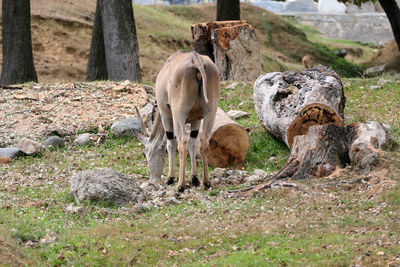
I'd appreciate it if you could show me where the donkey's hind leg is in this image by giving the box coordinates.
[188,120,201,187]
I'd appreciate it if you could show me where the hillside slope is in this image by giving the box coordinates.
[0,2,361,82]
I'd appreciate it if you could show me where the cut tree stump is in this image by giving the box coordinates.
[254,66,346,148]
[191,20,262,82]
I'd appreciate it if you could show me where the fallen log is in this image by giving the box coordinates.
[207,108,250,167]
[246,67,393,194]
[191,20,262,82]
[254,66,345,148]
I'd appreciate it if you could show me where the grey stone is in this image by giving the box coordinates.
[365,64,387,77]
[70,168,145,205]
[110,116,141,137]
[140,181,158,191]
[74,133,91,146]
[244,175,264,184]
[377,79,390,86]
[370,85,381,90]
[17,138,45,155]
[65,204,83,214]
[0,147,22,159]
[43,136,65,148]
[135,202,153,212]
[346,2,375,14]
[227,110,250,120]
[211,168,228,178]
[227,169,248,177]
[166,197,182,205]
[283,0,317,13]
[253,169,268,177]
[292,14,393,45]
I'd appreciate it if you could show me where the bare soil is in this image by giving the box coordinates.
[371,40,400,72]
[0,81,150,147]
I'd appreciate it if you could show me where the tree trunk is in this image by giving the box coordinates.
[253,66,345,148]
[86,0,141,82]
[217,0,240,21]
[86,0,108,81]
[207,108,250,167]
[101,0,141,81]
[379,0,400,51]
[191,21,262,81]
[1,0,37,85]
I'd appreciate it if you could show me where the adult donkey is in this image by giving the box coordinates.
[154,50,220,192]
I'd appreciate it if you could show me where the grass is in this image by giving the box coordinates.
[1,74,399,266]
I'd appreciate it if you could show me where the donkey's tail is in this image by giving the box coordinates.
[191,51,209,104]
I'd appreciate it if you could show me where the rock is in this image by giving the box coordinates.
[226,82,239,89]
[364,64,387,77]
[140,181,157,191]
[244,175,263,184]
[370,85,381,90]
[166,197,181,205]
[0,157,12,164]
[110,116,141,137]
[227,110,250,120]
[135,202,153,212]
[283,0,317,13]
[17,138,45,155]
[211,168,228,178]
[74,133,91,146]
[65,204,83,214]
[69,168,145,205]
[227,169,248,177]
[43,136,65,148]
[377,79,390,86]
[253,169,268,177]
[0,147,22,159]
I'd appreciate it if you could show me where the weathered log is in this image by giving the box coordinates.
[191,20,262,81]
[207,108,250,167]
[275,122,391,180]
[254,66,345,148]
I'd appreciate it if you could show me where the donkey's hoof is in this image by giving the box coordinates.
[178,186,185,193]
[167,177,175,185]
[191,176,200,187]
[203,182,211,190]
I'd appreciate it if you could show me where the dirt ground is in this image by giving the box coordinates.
[371,40,400,72]
[0,81,150,147]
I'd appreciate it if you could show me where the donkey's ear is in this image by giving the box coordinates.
[133,129,149,145]
[135,106,151,136]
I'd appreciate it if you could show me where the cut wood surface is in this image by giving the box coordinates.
[207,108,250,167]
[191,20,262,81]
[253,66,345,148]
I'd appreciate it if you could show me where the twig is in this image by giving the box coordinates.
[0,85,23,90]
[129,245,144,266]
[53,92,66,98]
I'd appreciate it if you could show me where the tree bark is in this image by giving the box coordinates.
[253,66,346,148]
[378,0,400,51]
[86,0,141,82]
[207,108,250,167]
[100,0,141,81]
[217,0,240,21]
[1,0,37,85]
[86,0,108,81]
[191,21,262,81]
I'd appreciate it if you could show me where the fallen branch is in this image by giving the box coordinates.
[129,245,144,266]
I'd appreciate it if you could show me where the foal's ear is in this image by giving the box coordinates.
[135,106,151,136]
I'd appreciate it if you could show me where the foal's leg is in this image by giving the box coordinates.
[188,120,201,187]
[160,114,176,185]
